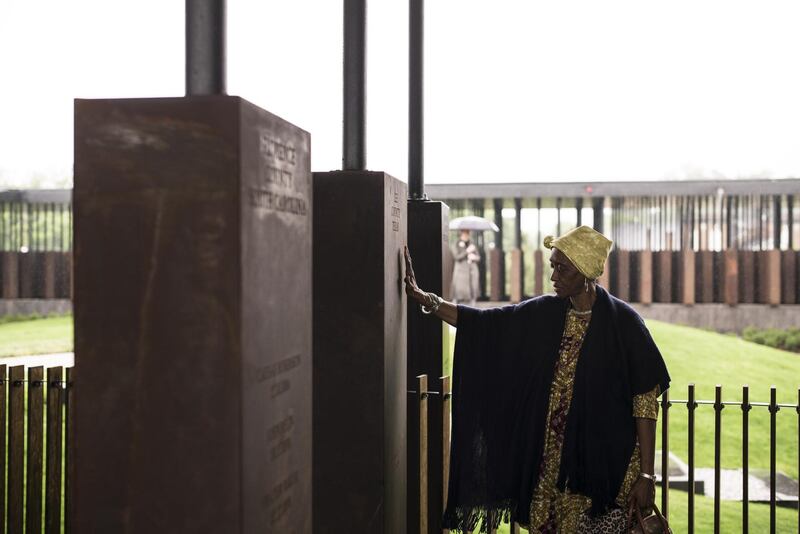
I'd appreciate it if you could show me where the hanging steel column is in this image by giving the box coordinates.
[343,0,367,170]
[185,0,226,95]
[408,0,425,199]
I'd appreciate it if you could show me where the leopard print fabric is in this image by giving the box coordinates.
[576,508,628,534]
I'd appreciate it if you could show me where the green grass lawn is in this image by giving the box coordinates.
[444,318,800,533]
[0,315,73,357]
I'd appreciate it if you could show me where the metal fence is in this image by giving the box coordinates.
[0,364,73,534]
[414,375,800,534]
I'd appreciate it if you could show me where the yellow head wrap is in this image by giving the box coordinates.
[543,225,612,280]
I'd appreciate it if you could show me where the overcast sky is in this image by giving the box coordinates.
[2,0,800,188]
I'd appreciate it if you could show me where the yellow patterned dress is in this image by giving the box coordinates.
[527,307,660,533]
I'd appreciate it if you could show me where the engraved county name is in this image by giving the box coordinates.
[250,132,307,216]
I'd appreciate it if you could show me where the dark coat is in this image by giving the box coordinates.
[442,286,670,531]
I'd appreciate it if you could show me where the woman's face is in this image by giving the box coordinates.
[549,248,584,298]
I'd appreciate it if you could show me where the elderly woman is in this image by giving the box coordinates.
[404,226,670,533]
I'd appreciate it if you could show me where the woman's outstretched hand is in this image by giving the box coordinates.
[404,245,459,326]
[404,246,427,306]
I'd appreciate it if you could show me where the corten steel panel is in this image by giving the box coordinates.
[18,252,38,298]
[757,250,781,306]
[655,251,672,303]
[713,252,724,303]
[614,250,630,302]
[597,255,611,294]
[533,249,544,296]
[724,250,739,306]
[406,200,448,534]
[489,248,503,301]
[738,251,756,304]
[680,250,695,305]
[312,171,407,534]
[43,252,57,299]
[509,248,522,302]
[1,252,18,298]
[782,251,797,304]
[239,100,312,533]
[73,96,312,533]
[697,251,714,304]
[638,250,653,305]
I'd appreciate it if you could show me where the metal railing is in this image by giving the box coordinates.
[415,376,800,533]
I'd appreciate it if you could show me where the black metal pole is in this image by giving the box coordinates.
[185,0,226,96]
[343,0,367,170]
[408,0,425,199]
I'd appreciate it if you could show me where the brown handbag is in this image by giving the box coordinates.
[627,503,672,534]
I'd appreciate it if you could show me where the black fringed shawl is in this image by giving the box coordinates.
[442,286,670,531]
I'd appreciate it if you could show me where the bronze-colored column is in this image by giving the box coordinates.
[739,251,756,303]
[74,97,313,533]
[698,250,714,303]
[43,252,57,299]
[758,250,781,306]
[1,252,18,298]
[724,249,738,305]
[781,251,796,304]
[510,248,522,303]
[680,249,696,305]
[655,251,672,303]
[493,198,505,297]
[639,250,653,304]
[490,247,503,301]
[615,249,630,301]
[533,249,544,296]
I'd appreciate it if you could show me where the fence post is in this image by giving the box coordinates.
[26,366,45,534]
[442,375,451,534]
[769,386,778,534]
[688,383,696,534]
[661,388,670,518]
[713,385,723,534]
[7,366,24,533]
[45,367,64,534]
[418,375,428,534]
[0,365,6,534]
[742,385,751,534]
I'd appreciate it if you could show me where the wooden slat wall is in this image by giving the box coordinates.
[8,366,24,533]
[27,366,45,534]
[0,364,6,534]
[45,367,64,534]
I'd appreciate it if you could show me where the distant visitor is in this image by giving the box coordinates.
[451,229,481,306]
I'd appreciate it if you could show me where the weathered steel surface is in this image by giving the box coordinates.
[655,251,672,303]
[680,250,696,305]
[757,250,781,306]
[533,249,545,296]
[638,250,653,305]
[0,252,17,298]
[73,96,311,533]
[697,251,714,303]
[724,249,739,305]
[313,171,407,533]
[490,248,503,301]
[614,250,630,301]
[510,248,522,302]
[781,251,797,304]
[739,251,756,303]
[407,200,448,533]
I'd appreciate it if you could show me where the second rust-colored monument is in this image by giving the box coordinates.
[73,96,311,533]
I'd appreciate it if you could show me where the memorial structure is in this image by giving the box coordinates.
[312,1,407,532]
[72,4,311,532]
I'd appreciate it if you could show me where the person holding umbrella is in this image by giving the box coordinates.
[449,216,499,306]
